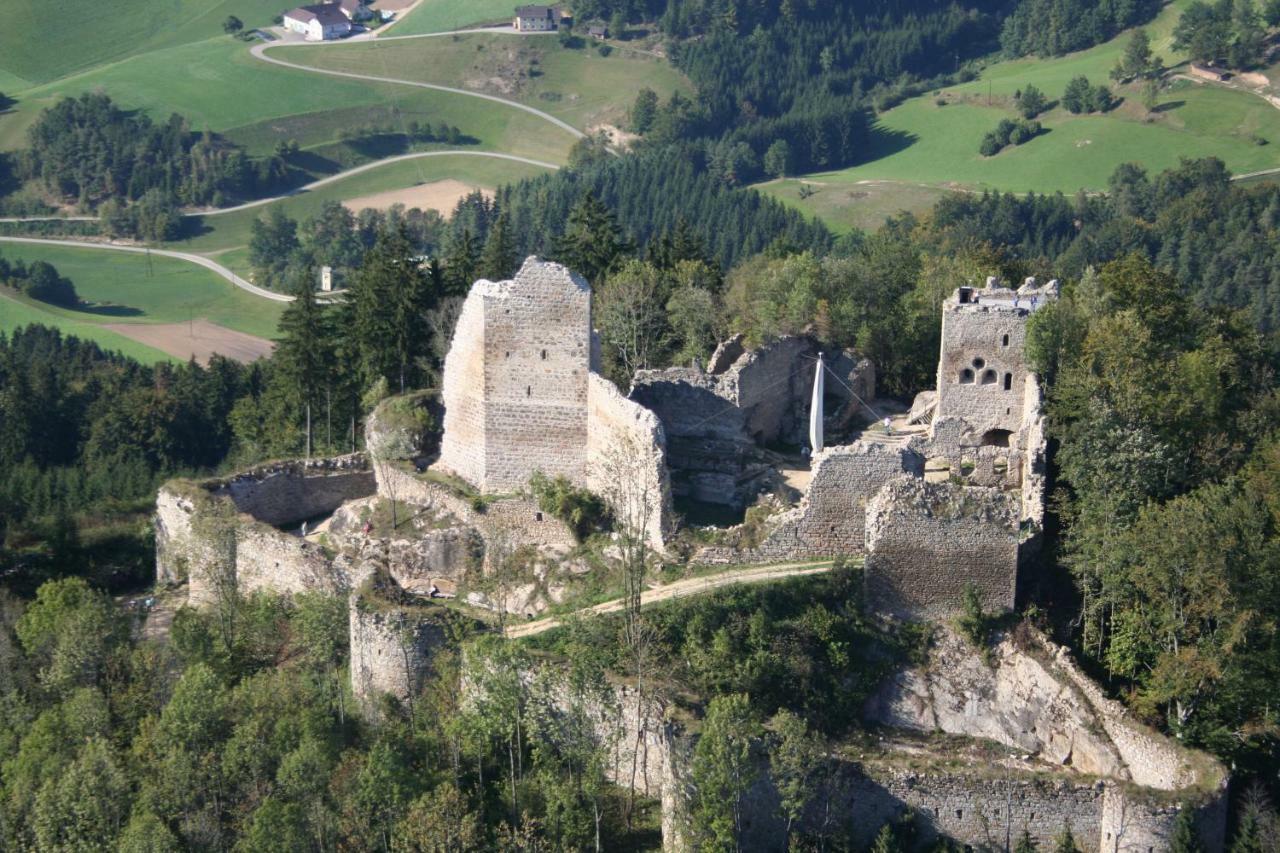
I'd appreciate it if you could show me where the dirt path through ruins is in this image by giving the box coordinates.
[504,560,837,639]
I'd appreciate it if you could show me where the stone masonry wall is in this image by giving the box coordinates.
[755,442,925,559]
[349,591,447,713]
[156,455,375,606]
[437,258,592,492]
[864,626,1228,852]
[935,301,1031,436]
[864,477,1020,620]
[585,372,673,550]
[375,464,578,558]
[216,454,374,526]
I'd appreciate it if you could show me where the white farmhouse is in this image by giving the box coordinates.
[282,3,352,40]
[513,4,557,30]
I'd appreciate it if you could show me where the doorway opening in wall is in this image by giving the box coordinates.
[981,429,1012,448]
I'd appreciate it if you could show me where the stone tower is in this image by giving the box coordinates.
[437,257,593,492]
[934,276,1058,440]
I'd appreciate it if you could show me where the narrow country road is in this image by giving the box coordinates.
[2,150,560,223]
[251,30,585,141]
[193,150,560,217]
[0,236,291,302]
[504,561,836,639]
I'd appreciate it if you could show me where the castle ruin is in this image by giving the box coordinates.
[149,262,1227,852]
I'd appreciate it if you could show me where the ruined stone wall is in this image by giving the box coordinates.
[216,454,374,526]
[865,626,1228,851]
[349,591,447,712]
[437,258,592,492]
[156,457,374,606]
[933,279,1057,439]
[752,442,925,560]
[375,464,578,557]
[436,280,489,487]
[864,478,1019,619]
[230,523,346,599]
[155,486,197,586]
[585,373,673,550]
[728,336,815,444]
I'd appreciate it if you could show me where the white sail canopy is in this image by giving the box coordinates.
[809,354,824,454]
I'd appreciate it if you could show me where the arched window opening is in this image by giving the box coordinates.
[1002,333,1009,346]
[981,429,1013,448]
[1003,372,1012,390]
[959,368,975,384]
[980,369,997,385]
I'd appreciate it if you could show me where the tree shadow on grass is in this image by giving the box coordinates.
[1152,100,1185,113]
[853,122,919,166]
[75,303,144,318]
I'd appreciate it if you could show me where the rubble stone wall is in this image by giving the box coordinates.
[349,593,447,712]
[437,258,593,492]
[585,373,673,549]
[755,442,925,559]
[864,478,1019,619]
[216,455,373,526]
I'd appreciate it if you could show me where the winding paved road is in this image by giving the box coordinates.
[251,28,585,141]
[1,25,579,302]
[0,236,291,302]
[504,560,837,639]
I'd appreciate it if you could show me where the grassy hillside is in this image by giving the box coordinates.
[389,0,516,35]
[0,0,282,85]
[0,37,578,165]
[0,242,285,339]
[176,153,553,255]
[0,292,174,363]
[282,33,692,131]
[760,180,954,235]
[762,0,1280,228]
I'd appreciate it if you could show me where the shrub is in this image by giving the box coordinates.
[1016,84,1048,118]
[529,471,612,540]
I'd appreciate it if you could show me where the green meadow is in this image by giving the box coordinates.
[762,0,1280,229]
[279,33,692,131]
[0,242,284,339]
[0,0,282,85]
[759,180,955,235]
[389,0,517,35]
[176,152,553,254]
[1,291,174,363]
[0,37,578,165]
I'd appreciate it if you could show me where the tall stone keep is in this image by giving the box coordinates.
[438,257,592,492]
[934,277,1057,440]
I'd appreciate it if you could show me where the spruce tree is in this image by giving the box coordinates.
[442,228,481,297]
[1053,823,1080,852]
[1170,806,1204,853]
[552,192,631,285]
[479,211,518,282]
[273,270,331,454]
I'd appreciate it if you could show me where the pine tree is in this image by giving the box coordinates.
[1015,829,1039,853]
[1053,824,1080,853]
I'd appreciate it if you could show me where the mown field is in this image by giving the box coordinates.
[0,291,174,363]
[0,36,579,166]
[175,152,553,255]
[0,241,285,340]
[278,32,692,131]
[761,0,1280,229]
[0,0,282,86]
[387,0,516,35]
[760,179,955,234]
